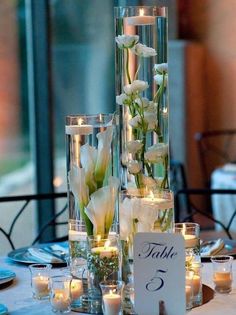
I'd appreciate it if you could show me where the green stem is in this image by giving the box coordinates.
[125,48,131,84]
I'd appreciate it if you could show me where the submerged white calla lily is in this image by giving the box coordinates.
[85,177,119,236]
[94,126,113,187]
[68,165,89,208]
[80,143,97,193]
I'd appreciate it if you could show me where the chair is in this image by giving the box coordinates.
[175,188,236,239]
[195,129,236,188]
[0,192,67,250]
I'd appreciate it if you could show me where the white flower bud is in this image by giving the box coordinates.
[127,140,143,154]
[132,43,157,57]
[144,143,168,163]
[115,35,139,48]
[127,160,141,174]
[154,63,168,74]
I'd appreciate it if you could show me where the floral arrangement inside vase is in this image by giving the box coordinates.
[116,34,169,190]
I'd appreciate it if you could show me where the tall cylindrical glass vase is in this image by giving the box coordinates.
[65,114,119,237]
[115,6,169,190]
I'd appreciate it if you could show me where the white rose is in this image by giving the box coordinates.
[141,175,157,189]
[127,160,141,174]
[144,101,157,114]
[127,140,143,154]
[115,35,139,48]
[124,80,149,95]
[129,115,140,128]
[154,73,168,87]
[154,63,168,74]
[144,112,157,130]
[134,97,149,108]
[132,43,157,57]
[116,93,130,105]
[144,143,168,163]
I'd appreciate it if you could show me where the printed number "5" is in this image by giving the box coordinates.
[146,269,167,292]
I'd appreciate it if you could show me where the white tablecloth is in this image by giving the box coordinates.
[211,164,236,232]
[1,256,236,315]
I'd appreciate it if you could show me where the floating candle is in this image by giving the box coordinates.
[126,9,155,25]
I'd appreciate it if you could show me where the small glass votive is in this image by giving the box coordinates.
[100,280,124,315]
[50,275,72,313]
[185,270,194,310]
[175,223,200,256]
[211,255,233,293]
[29,263,52,299]
[190,262,202,307]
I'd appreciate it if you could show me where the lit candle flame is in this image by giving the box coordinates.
[163,107,168,114]
[78,118,83,126]
[96,235,101,242]
[104,240,110,248]
[182,224,186,235]
[149,191,154,200]
[139,8,144,16]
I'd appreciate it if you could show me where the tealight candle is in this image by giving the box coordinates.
[70,279,83,300]
[185,285,192,305]
[32,275,49,298]
[103,290,122,315]
[192,274,201,295]
[184,235,198,248]
[51,289,71,312]
[213,272,232,292]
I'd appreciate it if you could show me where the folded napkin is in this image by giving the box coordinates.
[201,239,225,257]
[223,163,236,172]
[28,248,64,263]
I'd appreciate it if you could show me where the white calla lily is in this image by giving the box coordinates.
[80,143,97,193]
[132,43,157,57]
[115,35,139,48]
[68,165,89,209]
[94,126,113,187]
[85,177,119,236]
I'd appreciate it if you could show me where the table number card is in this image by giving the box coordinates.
[134,233,185,315]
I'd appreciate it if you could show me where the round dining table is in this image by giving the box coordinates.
[1,256,236,315]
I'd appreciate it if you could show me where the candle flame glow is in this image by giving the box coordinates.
[182,224,186,235]
[139,8,144,16]
[78,118,83,126]
[163,107,168,114]
[149,191,154,200]
[104,240,110,248]
[97,234,101,242]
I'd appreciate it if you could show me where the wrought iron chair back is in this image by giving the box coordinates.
[175,188,236,239]
[195,129,236,187]
[0,192,67,250]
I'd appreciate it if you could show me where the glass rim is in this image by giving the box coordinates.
[114,6,167,17]
[210,255,234,262]
[29,263,52,269]
[119,188,173,198]
[174,222,200,228]
[50,274,72,281]
[87,234,119,241]
[66,113,114,120]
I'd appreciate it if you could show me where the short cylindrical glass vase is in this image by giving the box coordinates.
[115,6,169,190]
[86,235,122,314]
